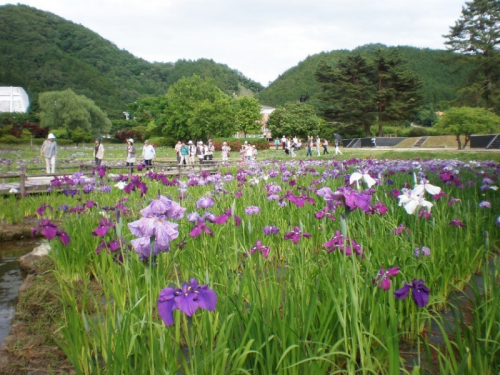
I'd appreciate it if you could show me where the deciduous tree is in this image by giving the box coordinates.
[435,106,500,149]
[39,89,111,136]
[267,102,319,139]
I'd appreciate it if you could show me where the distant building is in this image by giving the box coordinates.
[234,105,275,139]
[0,87,30,113]
[260,105,275,139]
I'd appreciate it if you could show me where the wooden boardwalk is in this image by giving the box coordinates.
[0,160,222,196]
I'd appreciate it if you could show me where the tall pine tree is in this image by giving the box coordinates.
[315,51,423,137]
[373,49,424,136]
[315,54,376,136]
[444,0,500,113]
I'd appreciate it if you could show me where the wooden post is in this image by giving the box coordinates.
[19,164,26,196]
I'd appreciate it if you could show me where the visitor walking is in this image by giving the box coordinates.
[323,139,329,155]
[179,141,189,165]
[275,138,280,150]
[221,142,231,161]
[142,140,156,168]
[188,141,197,165]
[126,139,136,168]
[281,135,286,150]
[306,136,313,157]
[40,133,57,173]
[94,138,104,165]
[206,141,215,161]
[196,141,205,163]
[316,136,321,156]
[334,139,343,155]
[174,141,182,163]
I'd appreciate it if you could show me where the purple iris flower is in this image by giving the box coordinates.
[58,204,69,212]
[323,230,364,257]
[245,206,260,215]
[214,208,241,226]
[92,218,115,238]
[392,224,410,235]
[69,205,86,214]
[394,279,430,308]
[32,219,70,245]
[245,240,270,258]
[83,184,95,193]
[479,201,491,209]
[447,197,461,206]
[235,189,243,198]
[196,196,215,210]
[85,200,97,209]
[314,207,335,220]
[100,185,112,193]
[141,195,186,220]
[93,165,107,178]
[418,209,432,220]
[157,279,217,326]
[189,221,213,238]
[496,216,500,226]
[284,226,311,244]
[128,216,179,257]
[36,203,53,216]
[71,172,86,185]
[263,225,280,235]
[202,212,217,223]
[187,212,201,222]
[370,201,388,215]
[62,189,78,197]
[372,267,400,290]
[450,218,466,227]
[414,247,431,257]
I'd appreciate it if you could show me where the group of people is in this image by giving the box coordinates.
[239,141,258,162]
[275,135,342,157]
[174,140,216,165]
[39,134,156,174]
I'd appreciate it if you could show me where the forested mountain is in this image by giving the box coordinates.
[0,4,263,118]
[258,43,470,109]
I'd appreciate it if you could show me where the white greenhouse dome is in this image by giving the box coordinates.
[0,87,30,113]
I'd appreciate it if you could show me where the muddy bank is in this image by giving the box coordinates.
[0,219,39,242]
[0,242,74,374]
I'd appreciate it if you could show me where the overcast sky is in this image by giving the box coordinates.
[2,0,466,86]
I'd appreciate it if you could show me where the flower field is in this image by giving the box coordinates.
[3,154,500,374]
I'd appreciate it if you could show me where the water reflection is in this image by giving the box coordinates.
[0,240,40,345]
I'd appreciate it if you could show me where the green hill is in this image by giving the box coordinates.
[0,4,264,118]
[258,43,469,109]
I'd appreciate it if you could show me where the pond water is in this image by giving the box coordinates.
[0,239,39,345]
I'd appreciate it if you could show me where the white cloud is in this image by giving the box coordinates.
[2,0,467,85]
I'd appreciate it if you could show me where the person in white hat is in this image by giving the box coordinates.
[126,139,136,168]
[188,141,196,165]
[40,133,57,173]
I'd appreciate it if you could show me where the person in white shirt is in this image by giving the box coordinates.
[316,136,321,156]
[189,141,197,165]
[142,140,156,168]
[221,142,231,161]
[335,139,343,155]
[245,143,253,161]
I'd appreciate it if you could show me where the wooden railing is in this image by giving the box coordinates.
[0,159,229,196]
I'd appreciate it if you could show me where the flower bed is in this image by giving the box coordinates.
[9,157,500,373]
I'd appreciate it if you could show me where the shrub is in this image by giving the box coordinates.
[397,127,430,137]
[0,135,21,144]
[149,137,176,147]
